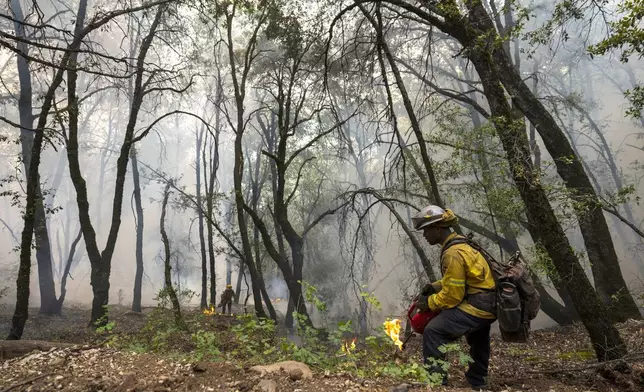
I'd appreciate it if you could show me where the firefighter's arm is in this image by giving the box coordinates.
[427,252,467,311]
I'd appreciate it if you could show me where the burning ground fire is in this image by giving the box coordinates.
[203,304,216,316]
[340,338,357,354]
[383,318,403,351]
[202,305,233,316]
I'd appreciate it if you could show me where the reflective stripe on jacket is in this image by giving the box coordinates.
[427,233,496,319]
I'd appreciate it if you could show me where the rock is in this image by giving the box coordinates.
[121,372,135,388]
[51,357,66,367]
[288,367,304,381]
[192,361,207,373]
[389,384,410,392]
[250,361,313,380]
[255,379,277,392]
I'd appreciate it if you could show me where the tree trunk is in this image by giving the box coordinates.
[454,7,627,358]
[55,229,83,313]
[7,111,43,340]
[225,6,268,319]
[160,183,185,329]
[477,8,641,321]
[196,128,208,308]
[66,4,165,326]
[130,148,144,313]
[206,80,222,308]
[234,259,244,304]
[7,0,91,339]
[10,0,58,316]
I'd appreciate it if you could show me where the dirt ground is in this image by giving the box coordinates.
[0,304,643,392]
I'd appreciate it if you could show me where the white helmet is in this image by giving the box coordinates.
[411,205,447,231]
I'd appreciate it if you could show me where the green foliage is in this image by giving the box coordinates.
[587,0,644,118]
[154,287,197,308]
[526,242,560,283]
[359,288,382,312]
[588,0,644,61]
[191,330,222,361]
[230,314,280,361]
[96,320,116,334]
[300,280,326,312]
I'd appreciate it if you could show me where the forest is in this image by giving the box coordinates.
[0,0,643,391]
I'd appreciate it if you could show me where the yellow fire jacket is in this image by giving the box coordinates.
[427,233,496,319]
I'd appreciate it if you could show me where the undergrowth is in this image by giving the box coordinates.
[105,287,472,386]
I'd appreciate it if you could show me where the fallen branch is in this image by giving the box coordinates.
[0,340,75,360]
[0,373,50,392]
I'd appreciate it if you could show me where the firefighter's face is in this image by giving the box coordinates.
[423,226,441,245]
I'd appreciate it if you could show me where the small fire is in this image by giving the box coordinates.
[340,337,357,354]
[383,318,403,351]
[203,304,216,316]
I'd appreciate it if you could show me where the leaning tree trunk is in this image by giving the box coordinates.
[464,78,578,324]
[7,0,90,339]
[130,147,145,313]
[478,6,641,321]
[459,18,627,359]
[160,183,185,329]
[7,107,44,341]
[55,229,83,312]
[11,0,58,316]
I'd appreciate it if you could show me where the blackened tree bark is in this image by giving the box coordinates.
[474,3,640,322]
[66,3,169,326]
[10,0,58,316]
[341,0,626,358]
[224,4,268,318]
[130,147,145,313]
[55,229,83,311]
[7,0,94,340]
[442,1,626,360]
[205,74,223,308]
[245,141,278,321]
[160,182,185,329]
[196,126,208,308]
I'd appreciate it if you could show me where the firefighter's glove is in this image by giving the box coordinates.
[420,283,436,296]
[416,294,430,312]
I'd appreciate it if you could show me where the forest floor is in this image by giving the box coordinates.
[0,303,643,392]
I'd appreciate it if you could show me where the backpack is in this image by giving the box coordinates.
[443,234,541,343]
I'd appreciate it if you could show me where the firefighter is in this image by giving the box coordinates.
[412,205,496,392]
[218,284,235,314]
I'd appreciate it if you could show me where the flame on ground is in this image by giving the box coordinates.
[383,319,403,351]
[340,337,357,354]
[203,304,216,316]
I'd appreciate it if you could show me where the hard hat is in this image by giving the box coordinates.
[226,284,232,289]
[411,205,447,231]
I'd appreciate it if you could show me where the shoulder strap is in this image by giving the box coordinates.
[443,234,505,279]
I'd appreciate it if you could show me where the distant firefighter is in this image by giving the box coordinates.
[218,284,235,314]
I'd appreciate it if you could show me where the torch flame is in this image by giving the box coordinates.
[383,318,403,351]
[203,304,216,316]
